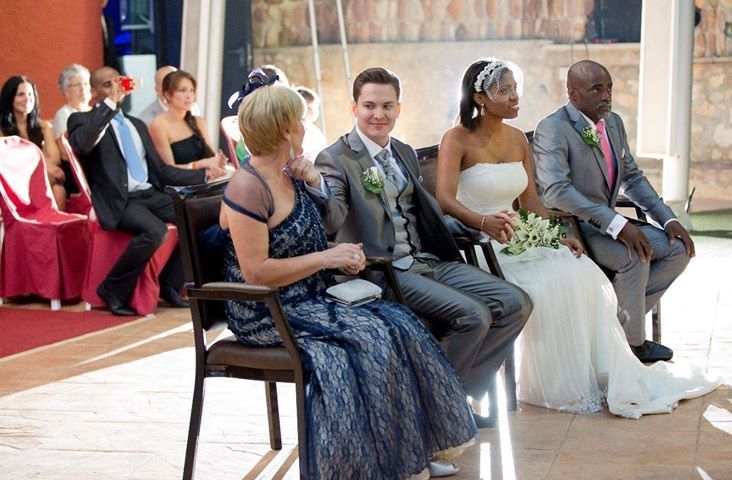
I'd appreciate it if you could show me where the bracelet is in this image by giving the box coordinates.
[190,161,197,170]
[479,216,486,232]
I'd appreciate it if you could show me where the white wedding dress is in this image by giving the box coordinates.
[457,161,721,419]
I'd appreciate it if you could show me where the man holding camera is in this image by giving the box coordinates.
[68,67,205,315]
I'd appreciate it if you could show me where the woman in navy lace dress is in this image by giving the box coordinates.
[219,71,477,479]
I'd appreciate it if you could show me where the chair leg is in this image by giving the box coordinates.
[503,345,517,411]
[294,380,309,478]
[652,302,661,344]
[265,382,282,450]
[487,375,499,420]
[182,372,206,480]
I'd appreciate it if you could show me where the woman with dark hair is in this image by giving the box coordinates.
[0,75,65,209]
[435,57,720,419]
[149,70,227,179]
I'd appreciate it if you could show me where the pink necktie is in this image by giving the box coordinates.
[595,119,615,188]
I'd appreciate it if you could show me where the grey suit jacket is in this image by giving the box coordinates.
[533,102,675,233]
[314,128,462,262]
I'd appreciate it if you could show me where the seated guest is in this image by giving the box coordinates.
[534,60,693,361]
[137,65,201,127]
[68,67,206,316]
[52,64,92,141]
[221,69,477,479]
[0,75,66,210]
[148,70,227,178]
[294,85,327,163]
[314,67,532,427]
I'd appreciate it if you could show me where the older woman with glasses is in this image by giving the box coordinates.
[52,64,92,141]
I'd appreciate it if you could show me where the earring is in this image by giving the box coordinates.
[479,104,485,116]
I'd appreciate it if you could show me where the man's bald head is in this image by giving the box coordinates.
[566,60,609,90]
[566,60,613,123]
[155,66,177,96]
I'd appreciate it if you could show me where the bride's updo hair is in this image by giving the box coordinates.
[238,83,305,156]
[459,57,523,132]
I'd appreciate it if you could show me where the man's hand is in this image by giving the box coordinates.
[108,77,128,105]
[617,222,652,262]
[665,220,695,257]
[559,237,584,258]
[287,154,321,188]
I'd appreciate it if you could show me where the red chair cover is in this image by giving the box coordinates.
[0,136,89,301]
[220,116,241,168]
[81,223,178,315]
[63,135,180,315]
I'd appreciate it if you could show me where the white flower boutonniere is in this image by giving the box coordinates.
[361,166,385,194]
[581,126,601,147]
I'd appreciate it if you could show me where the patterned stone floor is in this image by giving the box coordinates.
[1,217,730,479]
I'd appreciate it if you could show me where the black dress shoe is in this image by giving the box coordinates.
[472,412,496,429]
[160,286,190,308]
[630,340,673,363]
[97,284,136,316]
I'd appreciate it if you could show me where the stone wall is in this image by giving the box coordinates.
[255,40,731,201]
[251,0,595,48]
[695,0,732,57]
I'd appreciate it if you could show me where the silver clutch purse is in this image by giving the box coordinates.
[325,279,382,306]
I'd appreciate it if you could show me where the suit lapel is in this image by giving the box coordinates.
[345,129,392,219]
[565,104,613,190]
[604,116,623,197]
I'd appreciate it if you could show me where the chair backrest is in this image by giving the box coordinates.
[220,116,241,167]
[60,135,93,215]
[169,181,230,330]
[415,144,439,196]
[0,136,56,220]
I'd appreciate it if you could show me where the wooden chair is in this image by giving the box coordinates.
[168,182,308,480]
[414,144,518,412]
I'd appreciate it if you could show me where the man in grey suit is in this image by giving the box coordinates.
[533,60,695,363]
[314,68,531,427]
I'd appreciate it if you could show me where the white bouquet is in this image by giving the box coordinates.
[501,209,567,256]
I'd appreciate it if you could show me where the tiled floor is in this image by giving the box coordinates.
[1,229,730,479]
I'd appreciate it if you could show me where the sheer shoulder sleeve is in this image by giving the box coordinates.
[222,165,274,223]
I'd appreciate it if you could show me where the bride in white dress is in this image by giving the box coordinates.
[435,58,720,419]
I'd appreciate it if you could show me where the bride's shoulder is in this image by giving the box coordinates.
[502,123,529,142]
[440,124,470,144]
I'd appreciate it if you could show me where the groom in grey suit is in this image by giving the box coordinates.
[533,60,695,363]
[314,68,531,426]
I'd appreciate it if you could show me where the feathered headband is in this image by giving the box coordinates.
[227,68,279,110]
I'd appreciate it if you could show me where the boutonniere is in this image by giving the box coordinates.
[581,126,601,147]
[361,166,384,194]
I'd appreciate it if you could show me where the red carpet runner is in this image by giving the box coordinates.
[0,307,140,358]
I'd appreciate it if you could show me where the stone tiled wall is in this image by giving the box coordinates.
[251,0,595,48]
[251,1,732,200]
[695,0,732,57]
[256,40,731,201]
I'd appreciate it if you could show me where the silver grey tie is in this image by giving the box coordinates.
[375,149,400,185]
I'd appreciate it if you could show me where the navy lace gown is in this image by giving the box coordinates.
[223,167,477,479]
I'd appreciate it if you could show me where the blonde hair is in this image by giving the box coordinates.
[238,84,305,156]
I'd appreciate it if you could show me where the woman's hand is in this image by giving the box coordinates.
[321,243,365,273]
[560,237,584,258]
[287,154,321,188]
[480,211,516,244]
